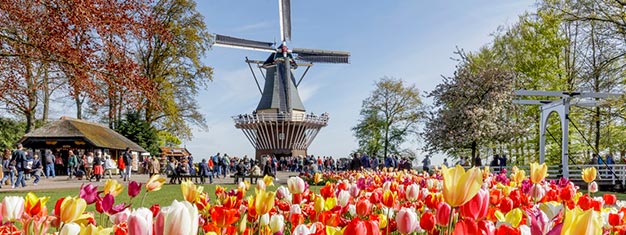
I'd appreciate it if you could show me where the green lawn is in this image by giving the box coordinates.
[0,184,323,212]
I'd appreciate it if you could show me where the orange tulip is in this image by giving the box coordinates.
[530,163,548,184]
[24,192,49,217]
[211,205,240,228]
[381,190,396,208]
[441,165,482,207]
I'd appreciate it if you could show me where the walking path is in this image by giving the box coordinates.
[0,171,297,193]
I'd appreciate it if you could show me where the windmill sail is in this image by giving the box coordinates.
[279,0,292,41]
[292,48,350,64]
[214,34,275,52]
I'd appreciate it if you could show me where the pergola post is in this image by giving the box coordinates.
[538,98,570,178]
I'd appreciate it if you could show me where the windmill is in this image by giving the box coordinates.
[212,0,350,159]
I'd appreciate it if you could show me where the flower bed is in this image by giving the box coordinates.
[0,163,620,234]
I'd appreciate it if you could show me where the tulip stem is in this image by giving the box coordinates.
[140,191,149,207]
[447,208,455,235]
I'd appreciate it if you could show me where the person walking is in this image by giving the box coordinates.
[84,152,94,181]
[198,159,210,184]
[92,152,103,182]
[67,150,78,179]
[30,154,43,185]
[118,154,126,179]
[44,150,55,178]
[150,157,160,177]
[422,155,431,173]
[122,148,132,181]
[1,152,14,188]
[103,154,115,179]
[12,144,27,188]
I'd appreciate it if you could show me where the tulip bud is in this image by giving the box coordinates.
[589,182,598,193]
[59,222,81,235]
[259,213,270,227]
[338,190,350,207]
[406,184,420,202]
[396,207,419,234]
[348,205,356,217]
[2,196,24,222]
[436,203,451,226]
[270,214,285,233]
[287,177,306,194]
[257,179,266,191]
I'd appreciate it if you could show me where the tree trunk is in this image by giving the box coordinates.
[471,141,477,166]
[383,122,390,158]
[75,94,83,119]
[595,106,600,152]
[42,69,49,122]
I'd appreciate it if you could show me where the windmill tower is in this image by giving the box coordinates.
[212,0,350,159]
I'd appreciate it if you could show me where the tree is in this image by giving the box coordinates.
[115,112,159,156]
[425,48,520,164]
[0,117,25,150]
[137,0,212,140]
[353,77,424,158]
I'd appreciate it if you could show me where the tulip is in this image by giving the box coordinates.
[59,196,87,223]
[254,189,276,215]
[128,208,153,235]
[452,218,480,235]
[609,212,623,227]
[582,167,597,184]
[314,196,325,214]
[495,208,523,228]
[210,205,240,228]
[604,194,617,205]
[348,205,357,217]
[146,175,166,192]
[459,188,489,220]
[338,190,350,207]
[560,207,602,235]
[344,217,380,235]
[589,181,598,193]
[478,220,495,235]
[263,175,274,186]
[538,202,562,221]
[441,165,482,207]
[59,222,81,235]
[109,208,131,225]
[381,190,396,208]
[529,184,546,201]
[510,167,526,185]
[256,179,266,191]
[2,196,24,222]
[530,163,548,184]
[79,184,99,205]
[155,200,199,235]
[127,181,142,198]
[436,202,451,226]
[349,184,360,198]
[270,214,284,233]
[259,213,270,226]
[406,184,420,202]
[287,176,306,194]
[292,224,315,235]
[181,180,203,203]
[355,199,370,217]
[104,179,124,197]
[396,207,419,234]
[420,211,435,231]
[24,192,49,217]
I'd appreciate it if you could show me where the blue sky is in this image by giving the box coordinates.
[183,1,538,162]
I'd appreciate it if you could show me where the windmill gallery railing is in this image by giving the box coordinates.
[467,164,626,188]
[232,112,329,152]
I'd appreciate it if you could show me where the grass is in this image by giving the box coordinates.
[0,183,323,213]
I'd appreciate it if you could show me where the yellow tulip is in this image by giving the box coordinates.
[326,226,344,235]
[324,197,337,211]
[582,167,597,184]
[254,189,276,215]
[314,196,325,213]
[378,214,388,229]
[103,179,124,197]
[530,163,548,184]
[145,175,166,192]
[263,175,274,187]
[510,167,526,186]
[181,180,203,203]
[59,196,87,223]
[441,165,482,207]
[495,208,523,228]
[79,223,113,235]
[482,166,490,178]
[314,173,323,184]
[24,192,49,217]
[560,207,602,235]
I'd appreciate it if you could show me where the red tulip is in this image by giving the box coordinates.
[419,211,435,231]
[150,204,160,218]
[382,190,396,208]
[436,202,451,226]
[604,194,617,205]
[460,188,489,220]
[478,220,495,235]
[79,183,99,205]
[344,217,380,235]
[425,193,442,209]
[499,197,513,213]
[495,224,520,235]
[210,206,240,228]
[356,199,370,217]
[369,190,382,204]
[609,212,624,227]
[128,181,142,198]
[452,218,480,235]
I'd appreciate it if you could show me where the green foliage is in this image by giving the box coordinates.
[157,130,182,147]
[0,117,25,150]
[353,77,424,157]
[115,112,160,156]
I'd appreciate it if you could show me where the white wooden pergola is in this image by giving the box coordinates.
[513,90,621,177]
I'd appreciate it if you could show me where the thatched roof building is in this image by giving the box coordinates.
[159,147,191,159]
[20,116,146,152]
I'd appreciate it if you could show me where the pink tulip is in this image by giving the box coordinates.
[79,183,99,205]
[459,188,489,220]
[128,181,142,198]
[529,184,546,201]
[110,208,131,225]
[128,208,153,235]
[287,177,306,194]
[396,207,419,234]
[406,184,420,202]
[349,184,360,197]
[155,200,199,235]
[436,202,451,226]
[2,196,24,222]
[589,181,599,193]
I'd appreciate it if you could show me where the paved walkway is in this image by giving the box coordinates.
[0,171,297,193]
